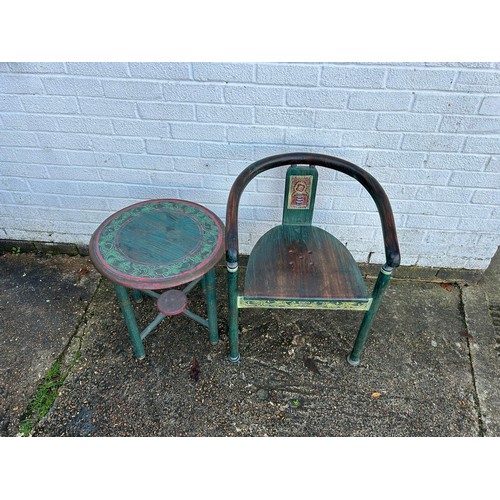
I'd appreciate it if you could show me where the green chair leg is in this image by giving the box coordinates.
[227,263,240,362]
[348,265,393,366]
[203,268,219,345]
[113,283,146,360]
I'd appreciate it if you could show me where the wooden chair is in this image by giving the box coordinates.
[225,153,400,365]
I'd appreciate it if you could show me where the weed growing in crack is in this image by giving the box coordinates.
[19,361,65,436]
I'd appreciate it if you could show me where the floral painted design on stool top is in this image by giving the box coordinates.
[89,199,224,290]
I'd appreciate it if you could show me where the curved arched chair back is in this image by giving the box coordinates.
[225,152,400,366]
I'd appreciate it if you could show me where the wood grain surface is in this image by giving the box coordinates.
[244,225,369,300]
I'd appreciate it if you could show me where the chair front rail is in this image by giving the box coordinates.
[237,296,372,310]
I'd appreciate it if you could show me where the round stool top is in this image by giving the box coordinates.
[89,199,224,289]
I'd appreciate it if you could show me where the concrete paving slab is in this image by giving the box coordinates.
[0,253,100,436]
[3,248,498,437]
[33,265,481,437]
[463,246,500,436]
[462,285,500,436]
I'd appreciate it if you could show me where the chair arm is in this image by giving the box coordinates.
[225,176,244,266]
[349,166,400,268]
[225,153,401,268]
[225,158,273,265]
[347,166,400,268]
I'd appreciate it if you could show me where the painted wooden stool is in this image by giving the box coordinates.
[89,199,224,359]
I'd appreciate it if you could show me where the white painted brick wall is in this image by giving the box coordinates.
[1,62,499,269]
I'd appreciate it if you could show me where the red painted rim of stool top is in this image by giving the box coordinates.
[89,199,224,289]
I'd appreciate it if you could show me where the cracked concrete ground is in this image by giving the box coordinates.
[0,248,499,437]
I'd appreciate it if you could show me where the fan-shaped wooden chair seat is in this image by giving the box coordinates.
[242,225,369,307]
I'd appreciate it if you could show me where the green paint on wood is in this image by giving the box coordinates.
[203,268,219,344]
[97,200,221,281]
[227,267,240,362]
[113,283,146,359]
[119,210,201,264]
[348,266,393,365]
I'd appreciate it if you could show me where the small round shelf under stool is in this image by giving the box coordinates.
[89,199,224,359]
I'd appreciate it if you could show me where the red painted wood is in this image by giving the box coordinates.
[157,289,188,316]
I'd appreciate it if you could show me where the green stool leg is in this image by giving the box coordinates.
[200,275,206,294]
[348,265,393,366]
[227,263,240,362]
[113,283,146,360]
[204,268,219,345]
[131,289,143,303]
